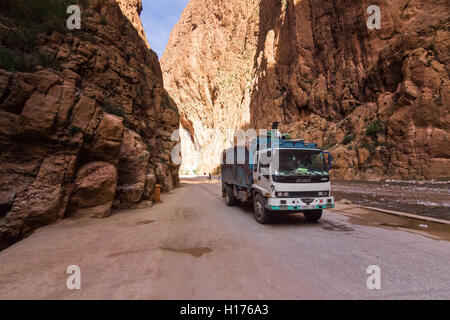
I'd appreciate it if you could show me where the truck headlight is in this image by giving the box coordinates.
[318,191,329,196]
[276,192,290,198]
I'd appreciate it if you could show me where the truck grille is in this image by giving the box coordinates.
[286,191,329,198]
[272,175,330,183]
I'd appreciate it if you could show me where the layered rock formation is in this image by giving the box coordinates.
[0,0,180,249]
[161,0,260,174]
[163,0,449,180]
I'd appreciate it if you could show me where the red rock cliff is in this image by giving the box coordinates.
[0,0,180,250]
[162,0,449,180]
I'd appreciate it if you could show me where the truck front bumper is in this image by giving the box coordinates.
[266,197,335,211]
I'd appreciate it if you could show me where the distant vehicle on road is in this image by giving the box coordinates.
[221,123,334,224]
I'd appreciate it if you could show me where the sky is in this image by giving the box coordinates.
[140,0,190,58]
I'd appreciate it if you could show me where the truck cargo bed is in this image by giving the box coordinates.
[221,146,253,188]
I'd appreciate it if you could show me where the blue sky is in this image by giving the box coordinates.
[141,0,190,58]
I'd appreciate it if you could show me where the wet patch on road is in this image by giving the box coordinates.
[159,247,212,257]
[321,220,355,232]
[108,248,155,258]
[136,220,155,225]
[175,208,198,220]
[332,206,450,241]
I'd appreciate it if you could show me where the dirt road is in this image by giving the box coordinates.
[0,178,449,299]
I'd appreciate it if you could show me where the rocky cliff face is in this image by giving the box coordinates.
[0,0,180,250]
[161,0,260,174]
[162,0,449,180]
[116,0,150,49]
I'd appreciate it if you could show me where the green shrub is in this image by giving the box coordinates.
[0,47,39,72]
[69,125,81,136]
[161,93,178,112]
[366,120,383,136]
[0,0,86,72]
[435,97,443,106]
[122,117,133,129]
[101,99,124,117]
[4,28,37,53]
[0,47,20,72]
[77,32,95,43]
[342,135,354,145]
[136,85,145,97]
[362,141,376,154]
[211,165,221,175]
[3,0,90,49]
[38,52,60,70]
[7,0,80,37]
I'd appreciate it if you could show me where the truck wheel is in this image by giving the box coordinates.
[225,185,236,206]
[254,194,270,224]
[303,210,322,223]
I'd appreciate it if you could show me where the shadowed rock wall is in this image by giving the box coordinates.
[0,0,180,249]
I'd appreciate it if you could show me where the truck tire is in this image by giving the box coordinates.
[225,185,236,206]
[254,193,270,224]
[303,210,322,223]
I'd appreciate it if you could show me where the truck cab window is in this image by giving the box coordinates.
[275,150,327,176]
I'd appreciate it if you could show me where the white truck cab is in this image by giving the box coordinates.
[252,148,334,220]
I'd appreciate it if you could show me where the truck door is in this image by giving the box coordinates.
[253,152,259,184]
[256,151,272,193]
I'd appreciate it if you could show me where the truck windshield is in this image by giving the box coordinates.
[274,149,327,176]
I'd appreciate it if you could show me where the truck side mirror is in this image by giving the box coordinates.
[323,151,332,171]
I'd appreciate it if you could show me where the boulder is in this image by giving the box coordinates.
[68,162,118,218]
[70,96,102,138]
[115,182,145,209]
[89,113,125,164]
[16,87,61,135]
[115,128,149,208]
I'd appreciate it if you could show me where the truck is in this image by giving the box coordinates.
[221,125,334,224]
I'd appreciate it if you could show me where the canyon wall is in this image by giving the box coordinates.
[163,0,449,180]
[161,0,260,175]
[0,0,180,250]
